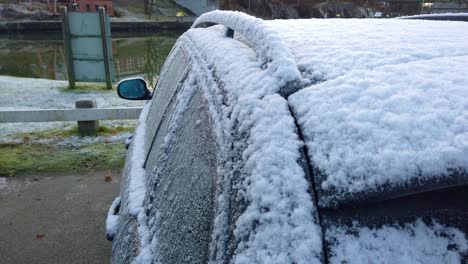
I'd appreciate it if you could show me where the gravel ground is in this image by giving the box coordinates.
[0,171,121,264]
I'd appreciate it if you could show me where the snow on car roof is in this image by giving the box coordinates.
[290,56,468,202]
[268,18,468,85]
[187,11,468,260]
[275,19,468,202]
[194,11,301,86]
[398,13,468,19]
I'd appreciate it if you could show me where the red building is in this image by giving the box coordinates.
[61,0,115,16]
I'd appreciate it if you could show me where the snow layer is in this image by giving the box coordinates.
[281,19,468,197]
[112,102,153,263]
[290,55,468,196]
[106,196,121,240]
[0,76,144,136]
[268,19,468,84]
[185,12,322,263]
[117,12,468,263]
[327,219,467,264]
[0,76,144,110]
[193,10,301,86]
[398,13,468,19]
[233,94,322,264]
[119,103,151,216]
[136,71,199,264]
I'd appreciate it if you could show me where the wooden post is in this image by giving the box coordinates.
[75,100,98,136]
[60,7,75,89]
[99,7,112,90]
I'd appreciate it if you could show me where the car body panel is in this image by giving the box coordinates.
[110,12,468,264]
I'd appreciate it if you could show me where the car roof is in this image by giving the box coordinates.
[268,18,468,85]
[190,11,468,206]
[398,12,468,21]
[268,18,468,205]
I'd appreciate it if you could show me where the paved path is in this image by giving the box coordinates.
[0,171,121,264]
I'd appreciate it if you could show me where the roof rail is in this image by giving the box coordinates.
[192,11,301,87]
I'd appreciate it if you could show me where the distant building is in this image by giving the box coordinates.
[378,0,468,16]
[220,0,375,19]
[430,1,468,13]
[379,0,423,15]
[175,0,219,16]
[60,0,115,16]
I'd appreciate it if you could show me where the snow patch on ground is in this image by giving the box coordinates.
[0,177,7,191]
[0,177,34,198]
[327,219,468,264]
[0,76,144,137]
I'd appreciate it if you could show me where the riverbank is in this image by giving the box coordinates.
[0,20,192,33]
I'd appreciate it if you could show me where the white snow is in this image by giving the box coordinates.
[277,19,468,197]
[113,12,468,263]
[327,219,467,264]
[233,94,322,264]
[111,101,153,263]
[398,13,468,19]
[268,19,468,84]
[135,71,199,264]
[184,12,323,263]
[120,102,151,216]
[0,177,7,191]
[193,10,301,86]
[106,196,121,239]
[290,54,468,196]
[0,76,144,137]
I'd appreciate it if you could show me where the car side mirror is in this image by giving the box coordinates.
[117,78,152,100]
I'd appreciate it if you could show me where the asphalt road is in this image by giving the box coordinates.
[0,171,121,264]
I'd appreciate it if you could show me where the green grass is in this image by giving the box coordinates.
[15,125,134,139]
[0,125,135,176]
[0,142,127,176]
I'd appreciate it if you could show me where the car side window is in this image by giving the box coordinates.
[144,46,189,156]
[143,77,217,264]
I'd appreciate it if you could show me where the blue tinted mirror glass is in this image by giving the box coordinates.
[117,79,149,100]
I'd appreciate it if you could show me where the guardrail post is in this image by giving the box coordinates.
[75,99,98,136]
[99,7,113,90]
[60,6,75,89]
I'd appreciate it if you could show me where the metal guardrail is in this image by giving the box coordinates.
[0,107,142,123]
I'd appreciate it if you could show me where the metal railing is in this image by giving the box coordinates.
[0,107,142,123]
[0,99,142,135]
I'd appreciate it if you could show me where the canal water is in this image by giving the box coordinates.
[0,30,183,87]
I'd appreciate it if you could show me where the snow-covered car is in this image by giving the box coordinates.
[398,13,468,21]
[106,11,468,264]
